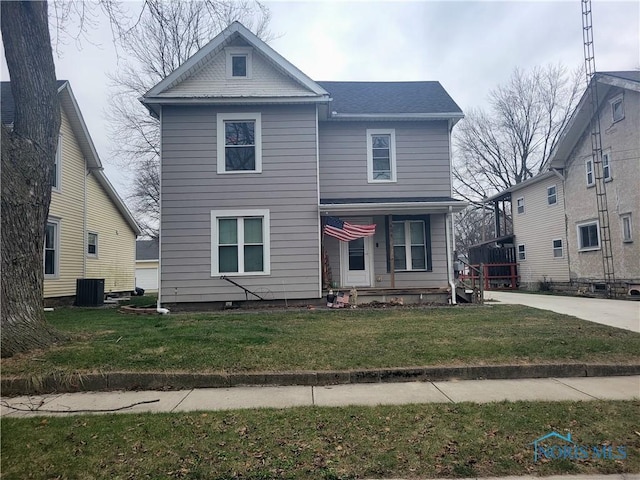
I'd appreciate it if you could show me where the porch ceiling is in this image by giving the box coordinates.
[319,197,467,216]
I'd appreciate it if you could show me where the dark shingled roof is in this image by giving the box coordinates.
[1,80,67,124]
[600,71,640,83]
[136,239,159,261]
[316,81,462,115]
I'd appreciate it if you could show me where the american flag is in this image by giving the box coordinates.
[323,216,376,242]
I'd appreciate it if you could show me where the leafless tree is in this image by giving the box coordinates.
[107,0,272,238]
[453,64,583,247]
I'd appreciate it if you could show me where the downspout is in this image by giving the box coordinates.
[157,106,167,313]
[316,103,322,298]
[83,162,88,278]
[445,206,456,305]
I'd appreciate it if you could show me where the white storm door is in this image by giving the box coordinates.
[340,232,374,287]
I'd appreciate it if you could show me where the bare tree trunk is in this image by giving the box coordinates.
[1,1,65,357]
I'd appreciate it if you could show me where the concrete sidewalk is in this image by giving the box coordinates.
[2,375,638,418]
[486,291,640,332]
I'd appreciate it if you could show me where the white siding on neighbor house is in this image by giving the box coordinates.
[319,121,452,200]
[563,87,640,282]
[161,44,317,99]
[324,214,449,289]
[85,173,137,293]
[512,179,570,286]
[161,104,321,303]
[45,108,85,298]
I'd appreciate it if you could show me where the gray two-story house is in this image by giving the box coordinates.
[142,22,466,306]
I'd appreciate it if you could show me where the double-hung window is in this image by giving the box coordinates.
[518,244,526,261]
[217,113,262,174]
[87,232,98,257]
[621,214,633,243]
[52,134,62,190]
[211,209,270,276]
[393,220,428,271]
[44,219,60,277]
[366,129,396,182]
[611,95,624,123]
[516,197,525,214]
[577,220,600,251]
[586,159,594,186]
[602,152,612,181]
[547,186,557,205]
[552,239,563,258]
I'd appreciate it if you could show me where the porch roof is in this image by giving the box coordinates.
[319,197,467,215]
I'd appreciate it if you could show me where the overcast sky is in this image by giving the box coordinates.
[2,0,639,201]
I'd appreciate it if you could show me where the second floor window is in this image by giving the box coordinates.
[366,129,396,182]
[52,134,62,190]
[611,96,624,122]
[217,113,262,174]
[602,152,612,180]
[586,159,594,186]
[518,244,526,261]
[87,232,98,256]
[547,186,557,205]
[516,197,524,214]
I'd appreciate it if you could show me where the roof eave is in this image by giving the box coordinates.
[328,112,464,121]
[141,95,331,107]
[319,200,468,215]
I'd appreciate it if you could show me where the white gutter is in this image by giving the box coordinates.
[319,201,467,214]
[157,106,164,312]
[315,104,322,299]
[445,206,456,305]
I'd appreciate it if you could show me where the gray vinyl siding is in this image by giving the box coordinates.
[512,180,570,286]
[319,121,452,199]
[160,104,320,303]
[324,214,449,289]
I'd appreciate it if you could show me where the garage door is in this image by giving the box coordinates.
[135,267,158,291]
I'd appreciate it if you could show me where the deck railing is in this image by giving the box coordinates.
[459,262,518,292]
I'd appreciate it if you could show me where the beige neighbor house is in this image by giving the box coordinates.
[1,81,141,302]
[487,71,639,295]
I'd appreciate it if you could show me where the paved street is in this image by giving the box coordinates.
[485,291,640,332]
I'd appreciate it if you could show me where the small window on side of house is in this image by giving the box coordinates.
[518,244,526,261]
[552,239,563,258]
[621,214,633,243]
[577,221,600,251]
[611,96,624,123]
[586,159,594,186]
[226,47,252,79]
[602,152,612,181]
[44,219,60,277]
[87,232,98,257]
[547,185,557,205]
[52,134,62,190]
[516,197,524,214]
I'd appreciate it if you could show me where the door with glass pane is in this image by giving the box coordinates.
[340,220,373,287]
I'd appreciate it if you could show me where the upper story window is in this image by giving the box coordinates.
[217,113,262,174]
[602,152,612,181]
[44,219,60,278]
[52,134,62,191]
[211,209,270,276]
[518,244,526,261]
[366,129,396,183]
[547,185,557,205]
[610,94,624,123]
[621,214,633,243]
[586,159,594,186]
[226,47,252,79]
[577,220,600,251]
[87,232,98,257]
[516,197,524,214]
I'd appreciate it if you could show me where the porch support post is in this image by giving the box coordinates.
[388,215,395,288]
[494,201,501,238]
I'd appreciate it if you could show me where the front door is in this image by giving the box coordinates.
[340,234,373,287]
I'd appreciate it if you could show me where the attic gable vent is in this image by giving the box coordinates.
[226,47,252,79]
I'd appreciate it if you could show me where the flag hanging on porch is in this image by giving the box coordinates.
[323,216,376,242]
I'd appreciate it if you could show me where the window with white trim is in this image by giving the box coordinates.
[211,209,270,276]
[547,185,557,205]
[611,95,624,123]
[518,244,526,261]
[225,47,252,79]
[87,232,98,257]
[586,159,594,186]
[392,220,428,271]
[577,221,600,251]
[602,152,612,181]
[52,134,62,190]
[621,214,633,243]
[44,219,60,277]
[366,129,396,182]
[217,113,262,173]
[516,197,524,214]
[552,239,563,258]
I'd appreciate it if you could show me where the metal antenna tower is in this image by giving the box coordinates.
[581,0,616,297]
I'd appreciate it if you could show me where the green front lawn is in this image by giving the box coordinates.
[2,400,638,479]
[3,305,639,377]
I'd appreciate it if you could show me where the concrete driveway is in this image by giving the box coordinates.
[485,291,640,333]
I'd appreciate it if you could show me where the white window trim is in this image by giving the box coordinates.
[577,220,601,252]
[516,197,525,214]
[602,151,612,181]
[225,47,252,79]
[44,218,61,279]
[211,209,271,276]
[610,93,624,123]
[52,134,62,192]
[87,231,98,258]
[621,213,633,243]
[586,159,595,187]
[552,238,563,258]
[366,129,397,183]
[216,112,262,174]
[517,243,526,261]
[393,220,428,272]
[547,185,557,205]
